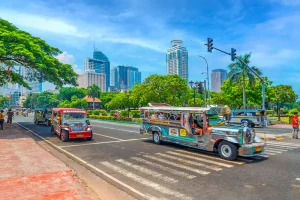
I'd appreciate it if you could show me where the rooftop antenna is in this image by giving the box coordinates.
[93,42,96,51]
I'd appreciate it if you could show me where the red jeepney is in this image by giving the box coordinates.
[50,108,93,142]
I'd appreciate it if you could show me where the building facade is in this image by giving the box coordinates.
[84,49,110,91]
[110,66,141,90]
[211,69,228,92]
[77,72,106,92]
[166,40,188,81]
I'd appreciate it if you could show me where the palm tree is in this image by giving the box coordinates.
[87,84,101,110]
[228,53,262,109]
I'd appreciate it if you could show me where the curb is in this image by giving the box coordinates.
[14,122,144,200]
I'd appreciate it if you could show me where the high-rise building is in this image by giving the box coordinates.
[77,72,106,92]
[111,66,142,90]
[211,69,228,92]
[166,40,188,81]
[84,49,110,91]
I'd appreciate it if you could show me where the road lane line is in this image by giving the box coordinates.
[265,147,288,151]
[101,161,193,200]
[156,153,222,171]
[167,151,233,168]
[265,145,295,150]
[15,122,148,199]
[116,159,178,183]
[145,194,169,200]
[143,155,210,175]
[93,133,123,141]
[60,138,147,148]
[131,157,196,179]
[264,149,282,153]
[175,150,245,165]
[92,125,139,133]
[267,141,300,147]
[266,143,299,148]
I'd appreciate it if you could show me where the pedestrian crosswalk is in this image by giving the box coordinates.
[262,141,300,157]
[100,141,300,200]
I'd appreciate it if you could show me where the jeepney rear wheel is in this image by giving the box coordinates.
[218,141,237,161]
[61,130,69,142]
[87,131,93,141]
[153,132,161,144]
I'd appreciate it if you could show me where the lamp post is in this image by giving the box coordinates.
[199,55,210,106]
[189,81,199,107]
[276,95,280,122]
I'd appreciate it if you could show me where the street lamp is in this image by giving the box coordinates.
[198,55,210,106]
[276,95,280,122]
[189,81,199,107]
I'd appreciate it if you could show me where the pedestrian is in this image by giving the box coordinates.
[292,112,299,139]
[0,110,4,130]
[7,109,14,128]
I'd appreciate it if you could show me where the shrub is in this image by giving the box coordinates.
[287,108,299,117]
[120,110,128,117]
[266,110,275,116]
[100,109,107,116]
[87,110,93,115]
[130,110,140,118]
[93,110,100,115]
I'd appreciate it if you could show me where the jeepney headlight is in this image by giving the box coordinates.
[243,127,252,144]
[87,127,92,132]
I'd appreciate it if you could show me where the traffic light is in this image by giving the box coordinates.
[198,82,204,94]
[231,48,236,61]
[207,38,213,53]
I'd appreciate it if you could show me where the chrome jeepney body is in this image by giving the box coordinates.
[140,105,265,160]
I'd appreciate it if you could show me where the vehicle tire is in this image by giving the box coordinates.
[152,132,161,145]
[251,123,255,128]
[34,120,37,124]
[61,130,69,142]
[87,131,93,141]
[218,141,238,160]
[50,125,54,133]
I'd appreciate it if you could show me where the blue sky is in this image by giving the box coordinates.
[1,0,300,93]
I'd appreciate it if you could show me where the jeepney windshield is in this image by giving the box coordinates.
[63,113,85,121]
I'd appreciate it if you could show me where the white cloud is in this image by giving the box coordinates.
[0,9,89,38]
[56,51,83,74]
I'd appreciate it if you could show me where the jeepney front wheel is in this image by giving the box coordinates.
[87,131,93,141]
[218,141,237,161]
[61,130,69,142]
[153,132,161,145]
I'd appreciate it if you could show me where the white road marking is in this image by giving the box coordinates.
[156,153,222,171]
[166,151,233,168]
[60,138,147,148]
[175,150,245,165]
[263,152,276,155]
[14,122,147,199]
[265,147,288,152]
[101,161,193,200]
[264,149,283,153]
[265,145,295,150]
[145,194,169,200]
[131,157,196,179]
[116,159,178,183]
[267,141,300,147]
[296,178,300,181]
[93,133,123,141]
[143,155,210,175]
[266,143,299,148]
[92,125,139,133]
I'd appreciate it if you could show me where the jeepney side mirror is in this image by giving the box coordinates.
[86,120,90,125]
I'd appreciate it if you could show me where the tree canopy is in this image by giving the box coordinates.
[58,87,88,101]
[0,19,78,88]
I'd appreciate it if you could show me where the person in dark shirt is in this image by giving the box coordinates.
[7,109,14,128]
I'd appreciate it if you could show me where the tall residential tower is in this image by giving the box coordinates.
[211,69,227,92]
[166,40,188,81]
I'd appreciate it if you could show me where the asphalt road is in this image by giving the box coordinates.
[14,114,300,200]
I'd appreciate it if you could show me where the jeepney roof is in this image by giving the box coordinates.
[140,106,210,113]
[231,109,264,112]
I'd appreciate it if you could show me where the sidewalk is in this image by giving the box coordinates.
[0,124,98,200]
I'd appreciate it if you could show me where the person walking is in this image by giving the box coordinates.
[0,110,4,130]
[7,109,14,128]
[292,112,299,139]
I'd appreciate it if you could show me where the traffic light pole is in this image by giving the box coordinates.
[205,44,266,111]
[203,80,207,107]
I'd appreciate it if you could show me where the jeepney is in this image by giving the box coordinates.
[229,109,266,127]
[34,108,52,126]
[50,108,93,142]
[140,106,265,160]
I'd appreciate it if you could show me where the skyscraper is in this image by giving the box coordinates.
[166,40,188,81]
[77,72,106,92]
[84,48,110,91]
[211,69,228,92]
[111,66,142,90]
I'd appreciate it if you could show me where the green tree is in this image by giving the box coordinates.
[228,53,262,109]
[270,85,298,121]
[69,95,88,109]
[0,19,78,88]
[106,92,131,110]
[58,87,88,101]
[87,84,101,110]
[100,92,119,109]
